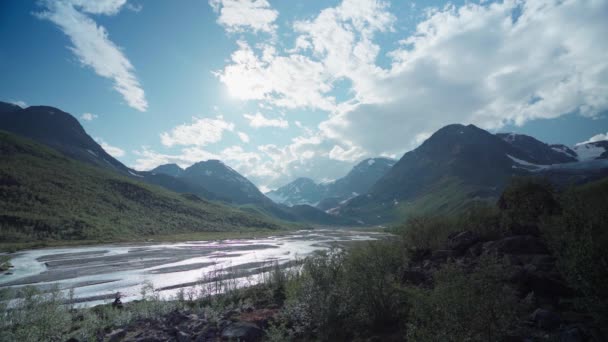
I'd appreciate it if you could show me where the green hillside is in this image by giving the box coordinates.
[0,131,282,246]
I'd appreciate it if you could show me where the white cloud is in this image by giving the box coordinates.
[209,0,278,33]
[319,0,608,155]
[37,0,148,111]
[218,0,608,162]
[96,138,126,157]
[577,132,608,146]
[80,112,98,121]
[237,131,250,143]
[160,116,235,147]
[243,112,289,128]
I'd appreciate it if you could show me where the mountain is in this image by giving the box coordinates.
[181,160,268,205]
[0,103,131,175]
[0,130,280,244]
[573,141,608,161]
[266,157,395,210]
[266,177,325,206]
[496,133,578,164]
[151,163,184,178]
[320,157,396,209]
[339,124,606,224]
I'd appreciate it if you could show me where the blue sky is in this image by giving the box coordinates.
[1,0,607,191]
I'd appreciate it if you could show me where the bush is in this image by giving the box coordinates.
[280,242,408,340]
[498,177,560,234]
[406,257,522,341]
[540,180,608,330]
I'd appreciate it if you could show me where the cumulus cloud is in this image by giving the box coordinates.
[322,0,608,155]
[218,0,608,162]
[160,116,235,147]
[80,112,98,121]
[37,0,148,111]
[237,131,250,143]
[209,0,278,33]
[243,112,289,128]
[96,138,126,157]
[577,132,608,146]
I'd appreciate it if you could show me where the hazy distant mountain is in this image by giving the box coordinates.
[266,177,326,206]
[151,163,184,178]
[181,160,268,205]
[267,157,395,210]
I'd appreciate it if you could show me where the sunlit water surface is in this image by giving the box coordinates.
[0,229,390,306]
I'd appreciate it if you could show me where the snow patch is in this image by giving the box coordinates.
[367,159,376,166]
[507,155,548,170]
[574,143,606,161]
[128,170,143,178]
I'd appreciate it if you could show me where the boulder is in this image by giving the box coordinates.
[430,250,453,262]
[483,236,548,255]
[107,328,127,342]
[531,308,561,330]
[447,231,480,255]
[221,321,263,341]
[402,269,428,285]
[558,326,585,342]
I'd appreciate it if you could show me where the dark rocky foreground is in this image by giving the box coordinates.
[94,306,276,342]
[404,231,604,342]
[69,231,605,342]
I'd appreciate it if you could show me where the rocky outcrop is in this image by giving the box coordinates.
[404,231,604,341]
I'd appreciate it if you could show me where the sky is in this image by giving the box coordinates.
[1,0,608,192]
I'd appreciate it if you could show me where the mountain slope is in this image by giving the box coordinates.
[0,103,131,174]
[151,163,184,178]
[0,130,280,243]
[573,141,608,161]
[340,124,537,223]
[266,177,326,206]
[266,157,395,209]
[497,133,578,164]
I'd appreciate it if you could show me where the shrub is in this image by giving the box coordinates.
[406,257,521,342]
[498,177,560,234]
[540,180,608,330]
[281,242,408,340]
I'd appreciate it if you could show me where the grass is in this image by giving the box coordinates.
[0,255,11,272]
[0,130,285,246]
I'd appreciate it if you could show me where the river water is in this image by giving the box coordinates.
[0,229,389,306]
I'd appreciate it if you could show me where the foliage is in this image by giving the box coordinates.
[278,242,408,340]
[406,257,522,342]
[0,131,280,246]
[540,178,608,329]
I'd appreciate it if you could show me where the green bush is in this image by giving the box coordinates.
[406,257,522,342]
[540,180,608,330]
[280,242,408,340]
[498,177,560,234]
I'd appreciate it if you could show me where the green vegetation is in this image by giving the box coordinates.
[1,174,607,341]
[0,131,283,247]
[540,178,608,328]
[0,255,10,272]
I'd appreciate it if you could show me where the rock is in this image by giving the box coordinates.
[531,308,561,331]
[558,326,585,342]
[176,330,190,342]
[430,250,453,262]
[107,328,127,342]
[221,321,263,341]
[483,235,549,255]
[447,231,480,255]
[166,309,190,326]
[402,269,428,285]
[525,273,574,298]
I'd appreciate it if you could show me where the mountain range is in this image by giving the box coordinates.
[0,102,354,229]
[266,157,395,209]
[1,101,607,240]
